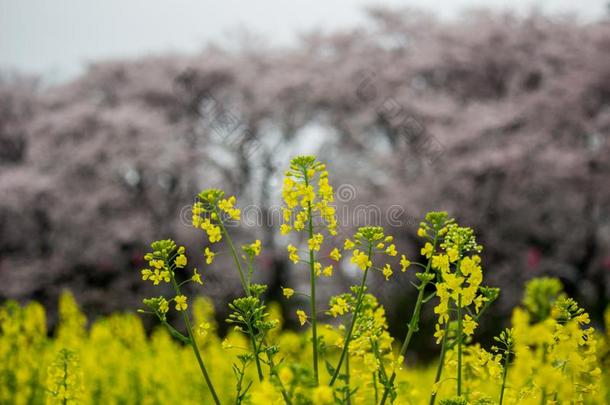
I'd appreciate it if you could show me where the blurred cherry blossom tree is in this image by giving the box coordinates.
[0,9,608,344]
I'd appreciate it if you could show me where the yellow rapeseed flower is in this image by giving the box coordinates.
[330,247,342,261]
[174,295,188,311]
[400,255,411,272]
[463,314,477,336]
[296,310,307,326]
[351,249,371,271]
[197,322,210,336]
[191,268,203,285]
[385,244,397,256]
[421,242,434,258]
[314,262,322,276]
[308,233,324,251]
[204,247,215,264]
[330,297,349,317]
[382,264,393,280]
[287,244,299,264]
[158,298,169,314]
[175,254,187,268]
[282,288,295,299]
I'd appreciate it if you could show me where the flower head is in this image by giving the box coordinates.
[330,248,342,261]
[175,253,187,268]
[385,244,397,257]
[197,322,210,337]
[141,239,183,286]
[242,240,262,257]
[329,297,349,317]
[281,156,337,236]
[174,295,188,311]
[191,268,203,285]
[191,188,243,243]
[382,264,393,280]
[204,247,215,264]
[296,310,308,326]
[351,249,372,271]
[282,288,295,299]
[344,239,355,250]
[287,244,299,264]
[308,233,324,252]
[400,255,411,272]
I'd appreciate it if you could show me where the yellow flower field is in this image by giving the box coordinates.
[2,156,609,405]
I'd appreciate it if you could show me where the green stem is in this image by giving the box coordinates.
[218,219,292,404]
[540,344,548,405]
[373,371,379,404]
[378,277,427,404]
[216,212,250,296]
[372,339,390,387]
[304,172,320,386]
[457,294,463,397]
[379,236,438,405]
[329,246,372,386]
[430,291,494,405]
[217,217,266,383]
[62,355,68,405]
[170,273,221,405]
[346,352,352,405]
[429,322,450,405]
[246,323,264,381]
[499,350,510,405]
[184,311,222,405]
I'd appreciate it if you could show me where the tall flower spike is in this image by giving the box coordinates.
[280,155,338,386]
[329,226,399,386]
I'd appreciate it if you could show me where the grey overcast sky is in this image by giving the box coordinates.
[0,0,607,82]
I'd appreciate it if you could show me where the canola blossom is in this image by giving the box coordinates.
[1,289,608,404]
[1,155,608,405]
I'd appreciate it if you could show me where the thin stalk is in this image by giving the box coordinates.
[62,356,68,405]
[499,350,510,405]
[329,245,372,386]
[346,352,352,405]
[170,272,221,405]
[429,322,450,405]
[246,323,264,381]
[378,276,427,404]
[217,215,266,383]
[216,212,250,296]
[429,284,494,405]
[304,172,319,385]
[457,295,463,397]
[540,344,548,405]
[371,339,390,387]
[373,372,379,404]
[217,219,292,404]
[379,236,438,405]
